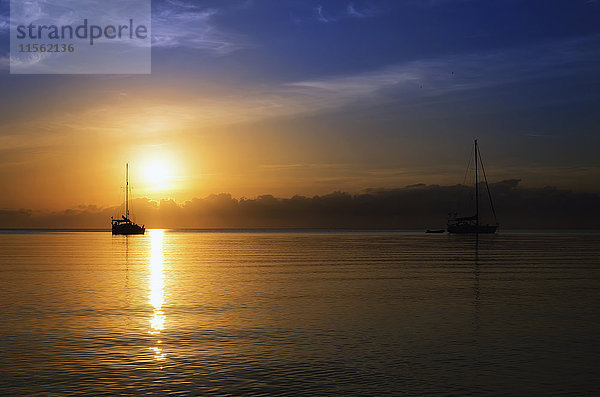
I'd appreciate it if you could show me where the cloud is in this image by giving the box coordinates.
[3,0,253,70]
[346,2,379,19]
[5,0,152,72]
[0,13,8,32]
[2,180,599,229]
[314,5,329,23]
[314,2,380,23]
[141,33,600,124]
[152,1,252,54]
[165,0,198,9]
[281,34,600,114]
[5,32,598,139]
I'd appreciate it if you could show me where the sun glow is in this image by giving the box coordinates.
[144,160,172,190]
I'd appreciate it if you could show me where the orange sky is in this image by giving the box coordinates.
[2,1,600,212]
[1,83,599,212]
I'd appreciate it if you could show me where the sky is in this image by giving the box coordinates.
[1,0,600,216]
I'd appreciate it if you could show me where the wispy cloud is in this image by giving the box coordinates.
[152,1,252,54]
[6,0,152,72]
[11,34,598,133]
[165,0,198,9]
[131,33,600,124]
[0,13,8,32]
[4,0,251,69]
[314,2,380,23]
[281,34,600,113]
[346,2,379,19]
[314,5,329,23]
[4,31,599,134]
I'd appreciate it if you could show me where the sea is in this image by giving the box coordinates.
[0,230,599,395]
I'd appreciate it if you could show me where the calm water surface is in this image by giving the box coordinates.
[1,230,599,395]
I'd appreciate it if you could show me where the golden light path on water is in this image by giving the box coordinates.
[149,229,166,362]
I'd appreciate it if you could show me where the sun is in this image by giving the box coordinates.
[144,160,171,189]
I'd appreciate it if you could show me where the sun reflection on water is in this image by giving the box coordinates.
[148,229,166,361]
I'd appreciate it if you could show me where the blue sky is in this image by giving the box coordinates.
[0,0,600,209]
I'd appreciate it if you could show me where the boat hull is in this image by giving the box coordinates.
[112,223,145,235]
[447,224,497,234]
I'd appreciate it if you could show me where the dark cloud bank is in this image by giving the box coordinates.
[2,180,599,229]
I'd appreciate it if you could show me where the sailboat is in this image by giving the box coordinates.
[111,163,145,235]
[447,139,498,234]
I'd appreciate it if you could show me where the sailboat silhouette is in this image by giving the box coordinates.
[111,163,145,235]
[447,140,499,234]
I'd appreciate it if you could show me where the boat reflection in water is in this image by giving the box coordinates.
[149,229,166,362]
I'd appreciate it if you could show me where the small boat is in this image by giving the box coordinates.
[426,229,445,233]
[112,163,145,235]
[447,139,498,234]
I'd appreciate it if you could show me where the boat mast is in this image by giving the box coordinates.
[126,163,129,220]
[474,139,479,226]
[478,145,498,225]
